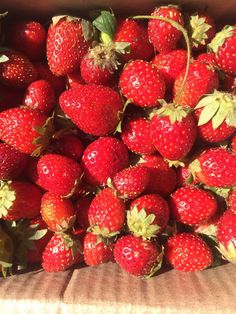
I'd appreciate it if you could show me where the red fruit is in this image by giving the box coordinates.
[81,137,129,187]
[196,52,217,67]
[0,107,52,155]
[165,233,213,272]
[37,154,82,197]
[114,19,154,62]
[217,210,236,264]
[114,235,162,277]
[41,192,75,232]
[0,84,24,111]
[75,197,93,229]
[6,20,46,61]
[67,70,84,89]
[128,194,169,238]
[150,104,197,161]
[88,188,126,236]
[173,61,219,108]
[112,166,150,199]
[228,189,236,214]
[121,117,156,155]
[148,6,184,53]
[59,85,123,136]
[42,233,82,272]
[152,50,187,90]
[0,143,28,180]
[170,186,217,226]
[139,154,177,197]
[119,60,166,108]
[0,181,42,221]
[0,50,37,88]
[51,134,84,161]
[46,15,90,76]
[83,232,114,266]
[209,25,236,75]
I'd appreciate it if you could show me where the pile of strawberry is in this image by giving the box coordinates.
[0,5,235,278]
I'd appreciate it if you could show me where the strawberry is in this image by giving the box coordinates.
[139,154,177,197]
[148,5,184,53]
[150,104,197,161]
[46,15,91,76]
[42,233,82,272]
[170,186,217,226]
[114,234,162,278]
[0,181,42,221]
[66,70,84,89]
[119,60,166,108]
[216,210,236,264]
[88,188,126,236]
[40,192,76,232]
[208,25,236,75]
[196,52,217,67]
[173,60,219,108]
[114,18,154,62]
[0,84,24,111]
[75,196,93,229]
[51,134,84,161]
[121,117,156,155]
[0,107,53,155]
[59,85,123,136]
[83,232,114,266]
[81,137,129,187]
[165,233,213,272]
[0,143,28,180]
[6,20,46,61]
[0,50,37,88]
[0,225,13,277]
[228,189,236,214]
[127,194,170,239]
[37,153,82,197]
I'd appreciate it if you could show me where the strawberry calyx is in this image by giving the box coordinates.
[151,102,191,124]
[0,181,16,218]
[189,158,202,180]
[204,186,231,199]
[208,25,235,54]
[55,215,77,232]
[92,10,117,42]
[217,241,236,264]
[52,15,79,26]
[164,159,185,168]
[88,225,119,238]
[0,54,9,63]
[190,14,212,47]
[60,232,82,257]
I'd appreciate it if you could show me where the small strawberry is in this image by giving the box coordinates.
[81,137,129,187]
[114,234,163,278]
[0,181,42,220]
[148,5,184,53]
[216,210,236,264]
[46,15,91,76]
[59,85,123,136]
[127,194,170,239]
[40,192,76,232]
[0,225,13,277]
[75,196,93,229]
[66,70,84,89]
[37,153,82,197]
[165,233,213,272]
[119,60,166,108]
[0,84,24,111]
[51,134,84,161]
[228,189,236,214]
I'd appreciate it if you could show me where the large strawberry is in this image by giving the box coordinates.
[119,60,166,108]
[46,15,91,76]
[59,85,123,136]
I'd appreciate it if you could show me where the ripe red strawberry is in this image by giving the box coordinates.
[217,210,236,264]
[51,134,84,161]
[6,20,46,61]
[75,196,93,229]
[173,61,219,108]
[152,49,187,90]
[0,143,28,180]
[59,85,123,136]
[37,153,82,197]
[119,60,166,108]
[81,137,129,187]
[170,186,217,226]
[114,234,162,277]
[196,52,217,67]
[23,79,55,114]
[66,70,84,89]
[111,166,150,199]
[88,188,126,236]
[150,104,197,161]
[139,154,177,197]
[190,148,236,188]
[42,233,82,272]
[0,50,37,88]
[0,107,53,155]
[231,133,236,153]
[0,181,42,221]
[46,15,91,76]
[83,232,114,266]
[128,194,169,238]
[209,25,236,75]
[0,84,24,111]
[165,233,213,272]
[40,192,76,232]
[148,5,184,53]
[121,117,156,155]
[114,18,154,62]
[228,189,236,214]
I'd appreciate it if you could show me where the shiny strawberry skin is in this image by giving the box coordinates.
[66,70,84,89]
[75,196,93,229]
[51,134,84,161]
[228,190,236,214]
[196,52,217,67]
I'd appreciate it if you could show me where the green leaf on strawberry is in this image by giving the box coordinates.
[92,10,117,41]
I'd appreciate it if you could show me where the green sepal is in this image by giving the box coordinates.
[190,14,212,47]
[208,25,235,54]
[89,225,119,238]
[81,19,94,42]
[61,233,82,257]
[92,10,117,41]
[204,185,231,199]
[115,98,133,133]
[164,159,185,168]
[114,42,131,54]
[0,181,16,218]
[55,215,76,232]
[217,241,236,264]
[189,158,202,180]
[0,54,9,63]
[152,102,191,124]
[52,15,77,26]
